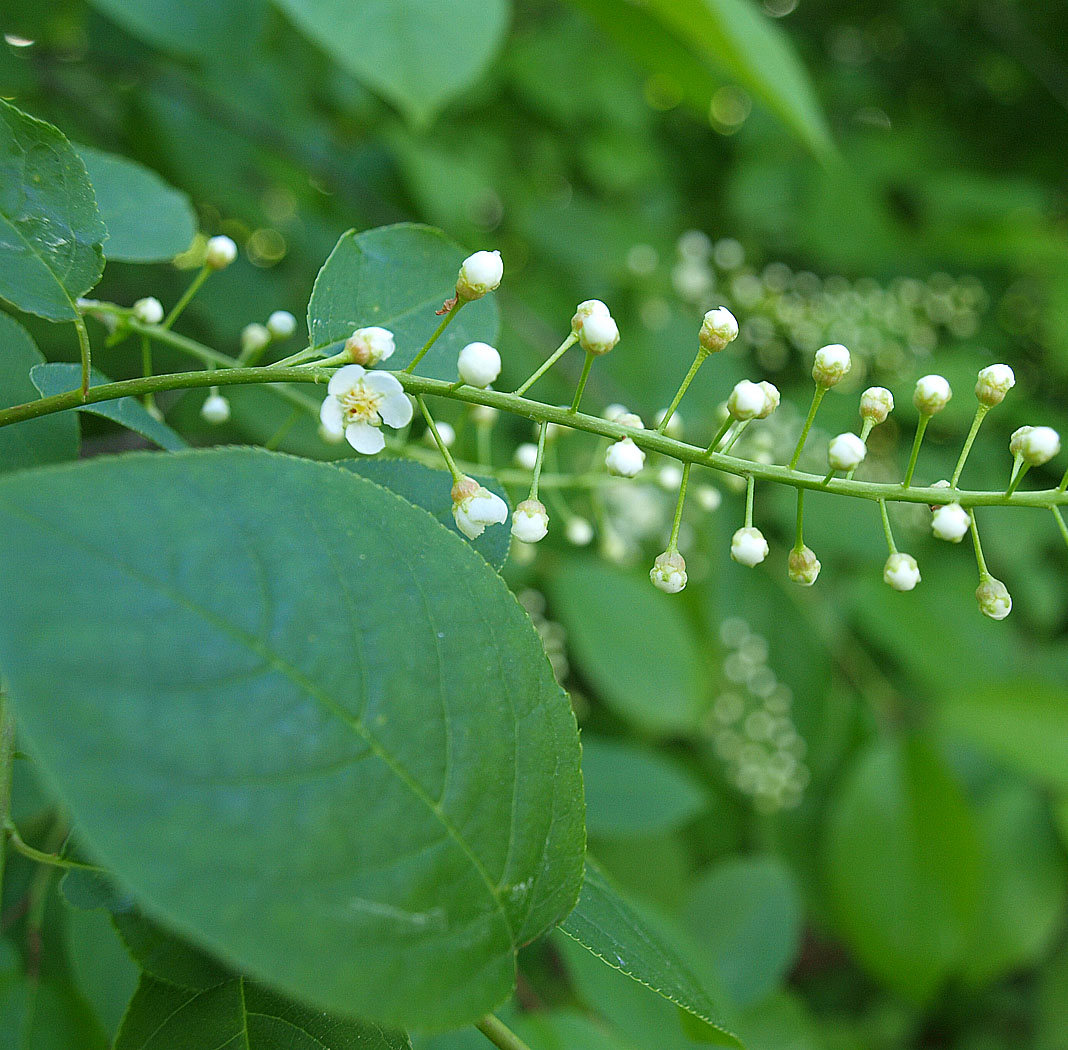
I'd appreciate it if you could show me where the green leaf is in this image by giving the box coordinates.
[112,910,232,992]
[271,0,510,125]
[30,362,188,450]
[65,906,141,1038]
[342,459,510,571]
[559,859,741,1047]
[115,975,411,1050]
[307,224,499,381]
[0,448,583,1031]
[0,99,106,321]
[825,735,983,1002]
[0,967,108,1050]
[638,0,832,158]
[938,681,1068,791]
[581,736,708,838]
[548,558,706,735]
[0,312,79,473]
[684,857,803,1009]
[76,145,196,263]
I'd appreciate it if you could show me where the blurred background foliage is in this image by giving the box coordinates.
[2,0,1068,1048]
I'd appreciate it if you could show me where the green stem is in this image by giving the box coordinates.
[744,474,755,528]
[706,416,734,455]
[789,384,827,469]
[264,407,302,451]
[162,265,211,330]
[656,347,708,434]
[951,404,990,488]
[0,692,15,898]
[513,333,578,396]
[74,314,92,398]
[3,823,104,871]
[529,422,548,500]
[404,300,463,374]
[1053,506,1068,551]
[416,396,462,483]
[271,345,322,368]
[140,335,157,414]
[1006,460,1031,497]
[844,418,874,481]
[970,509,989,577]
[570,351,595,413]
[901,413,930,488]
[722,418,750,455]
[879,499,897,554]
[476,416,493,468]
[667,461,692,551]
[794,489,805,551]
[1059,462,1068,493]
[475,1014,534,1050]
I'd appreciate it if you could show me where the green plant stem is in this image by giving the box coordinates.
[404,299,463,374]
[744,474,755,527]
[475,1014,534,1050]
[1059,462,1068,493]
[475,416,493,468]
[0,692,15,898]
[970,509,989,577]
[667,461,691,551]
[901,413,930,488]
[879,499,897,554]
[844,418,875,481]
[789,384,827,469]
[140,335,158,414]
[656,347,707,434]
[271,345,322,368]
[950,404,990,488]
[1053,506,1068,550]
[794,489,805,551]
[416,396,462,484]
[513,333,577,396]
[722,418,751,455]
[529,422,548,500]
[3,822,103,871]
[706,416,734,455]
[264,407,302,451]
[570,351,595,413]
[162,264,211,330]
[1006,461,1031,497]
[74,314,92,398]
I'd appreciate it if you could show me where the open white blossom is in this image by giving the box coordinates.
[727,380,767,421]
[451,476,508,538]
[731,526,769,567]
[828,432,867,471]
[267,310,297,339]
[976,576,1012,620]
[456,250,503,301]
[200,393,230,425]
[860,386,894,424]
[884,552,921,591]
[319,364,412,455]
[345,326,395,367]
[511,499,549,543]
[975,364,1014,407]
[931,502,971,542]
[788,545,821,586]
[812,344,851,387]
[605,437,645,477]
[457,341,501,387]
[205,235,237,270]
[578,312,619,355]
[650,551,687,594]
[132,297,164,325]
[699,307,739,352]
[572,299,611,335]
[913,374,952,415]
[1019,426,1061,466]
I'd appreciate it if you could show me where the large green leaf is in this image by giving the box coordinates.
[825,735,983,1002]
[0,100,106,321]
[0,313,79,473]
[65,907,142,1039]
[271,0,510,125]
[559,859,740,1047]
[76,145,197,263]
[115,975,411,1050]
[307,224,499,380]
[0,448,584,1031]
[30,362,187,451]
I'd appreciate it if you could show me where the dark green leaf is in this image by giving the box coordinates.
[76,145,196,263]
[0,100,106,321]
[65,906,141,1038]
[112,910,232,991]
[0,967,108,1050]
[60,867,134,913]
[0,312,79,473]
[307,224,499,380]
[30,362,188,450]
[0,448,583,1030]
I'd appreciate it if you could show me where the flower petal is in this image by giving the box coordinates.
[346,421,385,455]
[362,370,402,395]
[319,396,345,435]
[328,364,366,396]
[378,389,414,429]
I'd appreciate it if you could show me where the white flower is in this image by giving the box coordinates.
[928,479,952,511]
[451,476,508,538]
[511,499,549,543]
[514,442,539,470]
[205,235,237,270]
[578,313,619,356]
[318,422,345,445]
[319,364,413,454]
[812,344,851,387]
[566,517,595,546]
[931,502,971,542]
[200,393,230,424]
[975,364,1014,407]
[727,380,767,421]
[884,553,921,591]
[572,299,611,335]
[1019,426,1061,466]
[860,386,894,424]
[241,323,271,356]
[913,374,952,415]
[788,545,821,586]
[755,381,780,419]
[654,408,683,438]
[132,297,164,324]
[456,250,503,301]
[650,550,687,594]
[731,526,769,567]
[828,432,867,471]
[696,485,722,512]
[457,341,501,387]
[267,310,297,339]
[699,307,739,353]
[976,576,1012,620]
[605,437,645,477]
[345,326,395,367]
[423,420,455,448]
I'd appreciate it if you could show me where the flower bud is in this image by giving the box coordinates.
[928,479,952,511]
[913,374,952,415]
[976,575,1012,620]
[657,464,683,491]
[827,432,867,472]
[205,235,237,270]
[513,442,539,470]
[696,485,722,512]
[572,299,611,335]
[241,323,271,356]
[578,312,619,356]
[423,420,455,448]
[755,381,780,419]
[457,341,502,387]
[1019,425,1061,467]
[883,552,921,592]
[812,343,851,387]
[451,476,508,539]
[650,550,687,594]
[200,393,231,425]
[617,412,644,429]
[788,545,821,586]
[860,386,894,424]
[266,310,297,340]
[132,296,164,325]
[931,502,971,542]
[456,250,503,301]
[699,307,739,353]
[731,526,769,567]
[975,364,1014,407]
[566,516,594,546]
[727,380,767,421]
[603,403,629,423]
[605,437,646,477]
[654,408,683,438]
[345,326,395,366]
[511,499,549,543]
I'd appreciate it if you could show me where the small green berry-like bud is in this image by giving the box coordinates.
[788,545,821,586]
[699,306,739,353]
[975,364,1014,407]
[650,550,687,594]
[860,386,894,424]
[913,374,952,415]
[812,343,851,387]
[976,575,1012,620]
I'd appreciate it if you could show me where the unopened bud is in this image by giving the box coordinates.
[913,374,952,415]
[345,326,395,366]
[699,307,739,353]
[731,526,769,567]
[511,499,549,544]
[931,502,971,543]
[928,479,952,511]
[755,381,780,419]
[883,552,921,592]
[650,550,687,594]
[200,393,231,425]
[605,437,645,477]
[788,545,821,586]
[828,432,867,472]
[456,250,503,301]
[457,341,501,387]
[205,235,237,270]
[451,476,508,539]
[975,364,1014,407]
[241,323,271,356]
[132,296,164,325]
[976,575,1012,620]
[423,420,455,448]
[727,380,766,421]
[812,343,851,387]
[1009,425,1032,457]
[566,517,594,546]
[572,299,611,335]
[513,443,539,470]
[266,310,297,340]
[578,312,619,356]
[860,386,894,424]
[1019,426,1061,467]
